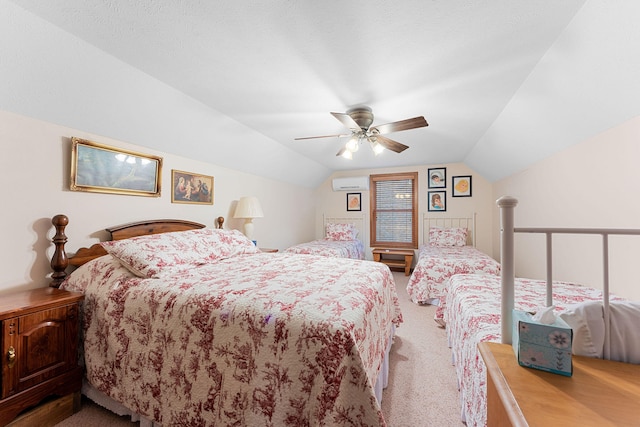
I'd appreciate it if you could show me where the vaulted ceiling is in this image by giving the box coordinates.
[6,1,640,187]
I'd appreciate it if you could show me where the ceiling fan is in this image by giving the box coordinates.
[295,106,428,159]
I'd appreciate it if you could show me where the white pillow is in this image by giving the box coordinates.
[560,300,640,363]
[559,302,602,358]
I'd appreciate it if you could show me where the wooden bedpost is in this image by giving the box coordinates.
[216,216,224,229]
[50,214,69,288]
[496,196,518,344]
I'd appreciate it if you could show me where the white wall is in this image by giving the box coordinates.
[313,162,496,260]
[0,110,315,296]
[0,0,329,189]
[493,116,640,300]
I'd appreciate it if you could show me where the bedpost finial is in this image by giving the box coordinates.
[496,196,518,208]
[52,214,69,227]
[216,216,224,229]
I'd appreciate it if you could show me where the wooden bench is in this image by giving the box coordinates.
[372,248,414,276]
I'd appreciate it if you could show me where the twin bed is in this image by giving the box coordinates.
[445,274,627,426]
[417,198,640,426]
[406,214,501,324]
[50,215,401,426]
[284,214,366,259]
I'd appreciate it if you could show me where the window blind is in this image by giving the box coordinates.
[371,173,417,248]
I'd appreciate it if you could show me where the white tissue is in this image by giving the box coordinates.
[532,305,556,324]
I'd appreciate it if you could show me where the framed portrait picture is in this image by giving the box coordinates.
[171,169,214,204]
[452,175,472,197]
[346,192,362,211]
[70,137,162,197]
[428,167,446,188]
[428,191,446,212]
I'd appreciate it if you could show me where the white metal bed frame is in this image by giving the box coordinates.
[422,212,476,247]
[498,195,640,359]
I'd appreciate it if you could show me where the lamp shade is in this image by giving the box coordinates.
[233,196,264,219]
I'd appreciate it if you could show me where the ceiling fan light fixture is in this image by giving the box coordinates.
[371,140,385,155]
[296,106,427,159]
[345,135,359,152]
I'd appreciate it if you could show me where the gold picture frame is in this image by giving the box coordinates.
[171,169,214,205]
[70,137,162,197]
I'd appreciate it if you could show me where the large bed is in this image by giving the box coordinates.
[49,215,402,426]
[406,214,500,310]
[443,197,640,427]
[284,214,366,259]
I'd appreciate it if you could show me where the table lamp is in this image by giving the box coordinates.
[233,196,264,241]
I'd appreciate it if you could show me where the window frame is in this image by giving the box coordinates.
[369,172,418,249]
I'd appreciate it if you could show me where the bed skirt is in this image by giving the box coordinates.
[82,325,396,425]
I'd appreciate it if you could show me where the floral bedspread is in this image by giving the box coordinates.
[444,274,619,427]
[285,239,365,259]
[405,246,500,306]
[61,253,402,426]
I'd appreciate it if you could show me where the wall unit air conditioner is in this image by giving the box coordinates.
[332,176,369,191]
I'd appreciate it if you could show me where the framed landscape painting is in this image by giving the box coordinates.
[70,137,162,197]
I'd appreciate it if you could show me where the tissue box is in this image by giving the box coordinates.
[512,309,573,376]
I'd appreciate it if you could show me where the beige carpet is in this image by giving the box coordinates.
[55,271,463,426]
[381,272,463,426]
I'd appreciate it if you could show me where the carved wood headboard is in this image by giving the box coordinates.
[50,215,224,288]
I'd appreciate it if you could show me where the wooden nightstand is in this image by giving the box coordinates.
[0,287,84,426]
[372,248,414,276]
[479,341,640,426]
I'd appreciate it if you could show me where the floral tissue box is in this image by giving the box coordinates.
[512,309,573,377]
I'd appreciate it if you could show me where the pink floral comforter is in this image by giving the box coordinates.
[285,239,365,259]
[444,274,618,427]
[405,246,500,306]
[61,253,402,426]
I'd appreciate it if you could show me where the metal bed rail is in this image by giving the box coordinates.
[497,195,640,359]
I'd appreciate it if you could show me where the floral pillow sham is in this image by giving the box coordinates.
[325,223,359,241]
[428,227,468,247]
[101,228,258,278]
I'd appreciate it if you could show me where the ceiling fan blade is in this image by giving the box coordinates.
[375,135,409,153]
[294,133,349,140]
[336,146,349,157]
[371,116,428,135]
[331,112,363,132]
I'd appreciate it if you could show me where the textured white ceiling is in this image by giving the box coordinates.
[6,1,640,184]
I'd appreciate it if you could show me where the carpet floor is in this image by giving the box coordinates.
[54,270,464,426]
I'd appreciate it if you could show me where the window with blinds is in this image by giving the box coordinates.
[370,172,418,248]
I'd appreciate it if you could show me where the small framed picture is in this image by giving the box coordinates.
[452,175,472,197]
[428,167,446,188]
[171,169,214,204]
[428,191,446,211]
[347,192,361,211]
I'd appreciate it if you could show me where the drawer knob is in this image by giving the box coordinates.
[7,346,16,368]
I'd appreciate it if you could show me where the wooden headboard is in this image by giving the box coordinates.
[50,215,224,288]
